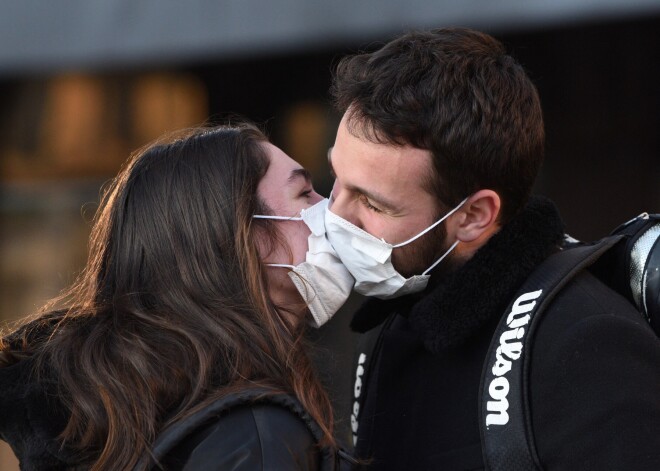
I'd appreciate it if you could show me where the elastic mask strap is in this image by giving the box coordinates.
[393,197,469,248]
[421,240,460,276]
[253,216,300,269]
[266,263,296,270]
[253,215,303,221]
[253,198,328,222]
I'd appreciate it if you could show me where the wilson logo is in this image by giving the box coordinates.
[485,289,542,428]
[351,353,367,445]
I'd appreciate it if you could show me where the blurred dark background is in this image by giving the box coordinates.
[1,2,659,467]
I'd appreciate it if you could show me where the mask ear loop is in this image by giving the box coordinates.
[253,215,303,221]
[421,240,460,276]
[253,210,309,269]
[392,197,469,248]
[265,263,296,269]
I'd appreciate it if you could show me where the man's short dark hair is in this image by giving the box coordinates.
[332,27,545,223]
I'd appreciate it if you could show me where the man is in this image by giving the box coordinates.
[325,28,660,470]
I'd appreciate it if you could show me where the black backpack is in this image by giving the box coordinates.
[134,388,356,471]
[479,213,660,470]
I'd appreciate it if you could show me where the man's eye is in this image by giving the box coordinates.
[300,190,312,198]
[360,195,382,213]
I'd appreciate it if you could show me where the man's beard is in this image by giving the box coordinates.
[391,221,459,279]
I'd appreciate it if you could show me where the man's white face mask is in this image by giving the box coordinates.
[324,197,468,299]
[253,198,355,327]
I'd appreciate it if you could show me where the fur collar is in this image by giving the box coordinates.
[350,196,565,354]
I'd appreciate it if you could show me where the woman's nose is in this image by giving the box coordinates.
[309,191,323,205]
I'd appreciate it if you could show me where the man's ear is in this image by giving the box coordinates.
[452,190,501,243]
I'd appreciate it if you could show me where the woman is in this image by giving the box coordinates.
[0,124,354,470]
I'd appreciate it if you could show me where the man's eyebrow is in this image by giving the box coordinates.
[351,185,399,212]
[288,168,312,184]
[327,146,398,212]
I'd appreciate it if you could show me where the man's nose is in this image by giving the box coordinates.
[328,180,342,213]
[328,181,361,228]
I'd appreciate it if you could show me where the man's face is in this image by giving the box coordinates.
[328,113,450,277]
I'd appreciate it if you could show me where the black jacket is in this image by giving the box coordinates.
[143,389,342,471]
[349,197,660,470]
[0,331,351,470]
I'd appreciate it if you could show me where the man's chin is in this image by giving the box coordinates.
[395,242,457,275]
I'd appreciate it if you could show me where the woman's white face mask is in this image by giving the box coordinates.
[324,197,468,299]
[254,198,355,327]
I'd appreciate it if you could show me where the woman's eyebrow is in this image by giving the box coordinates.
[288,168,312,184]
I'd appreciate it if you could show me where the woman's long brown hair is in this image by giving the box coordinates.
[0,124,335,470]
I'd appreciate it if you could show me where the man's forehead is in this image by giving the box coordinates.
[333,130,431,176]
[341,107,404,146]
[331,129,435,207]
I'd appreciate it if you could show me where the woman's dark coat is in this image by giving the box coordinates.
[0,339,345,470]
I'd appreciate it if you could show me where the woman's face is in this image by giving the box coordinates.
[256,142,323,311]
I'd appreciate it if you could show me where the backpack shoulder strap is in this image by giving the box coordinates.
[479,236,622,471]
[351,313,396,447]
[136,387,343,471]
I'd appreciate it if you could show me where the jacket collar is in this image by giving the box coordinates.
[350,196,565,354]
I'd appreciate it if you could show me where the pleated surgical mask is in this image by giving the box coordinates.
[254,198,355,327]
[324,197,468,299]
